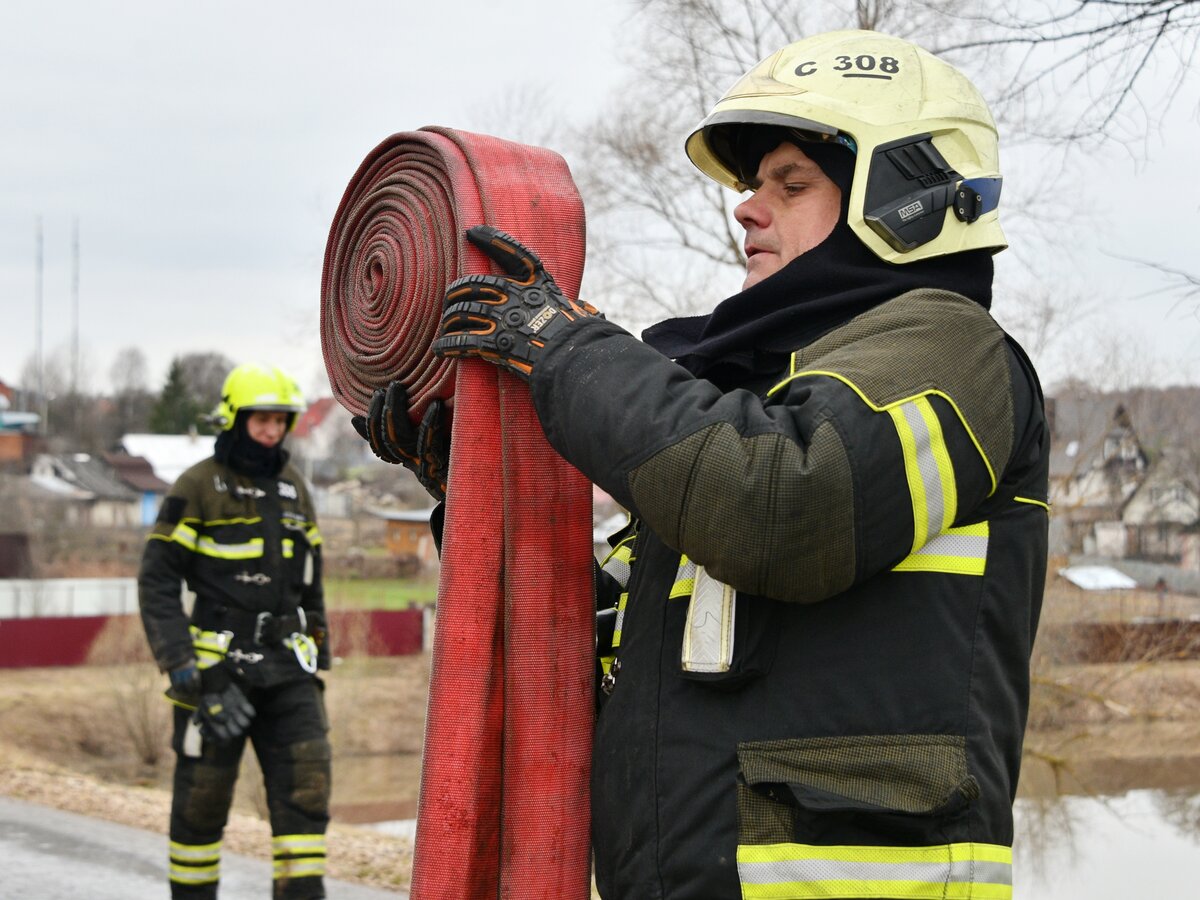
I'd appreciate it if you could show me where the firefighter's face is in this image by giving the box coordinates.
[734,142,842,290]
[246,410,289,447]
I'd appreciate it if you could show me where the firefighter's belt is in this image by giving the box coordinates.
[198,607,316,647]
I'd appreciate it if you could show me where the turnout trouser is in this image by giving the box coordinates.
[168,677,331,899]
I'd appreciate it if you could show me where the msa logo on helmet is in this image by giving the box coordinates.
[897,200,924,221]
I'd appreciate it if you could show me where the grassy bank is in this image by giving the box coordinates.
[325,576,439,610]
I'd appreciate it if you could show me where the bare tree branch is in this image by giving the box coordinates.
[936,0,1200,144]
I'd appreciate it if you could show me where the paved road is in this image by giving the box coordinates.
[0,796,406,898]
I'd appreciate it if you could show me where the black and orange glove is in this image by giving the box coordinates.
[351,382,449,502]
[432,225,601,380]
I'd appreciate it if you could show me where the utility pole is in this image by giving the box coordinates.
[71,218,80,398]
[35,216,46,432]
[71,218,80,437]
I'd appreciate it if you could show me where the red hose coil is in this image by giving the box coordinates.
[321,128,595,899]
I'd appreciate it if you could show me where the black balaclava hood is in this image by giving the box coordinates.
[642,131,994,387]
[214,411,290,478]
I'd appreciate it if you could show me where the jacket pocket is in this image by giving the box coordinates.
[735,735,1012,899]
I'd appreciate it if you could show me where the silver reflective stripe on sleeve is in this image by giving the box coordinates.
[893,522,989,576]
[888,396,957,553]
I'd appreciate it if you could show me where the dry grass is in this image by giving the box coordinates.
[0,647,429,891]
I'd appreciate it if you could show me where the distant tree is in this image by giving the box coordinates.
[149,358,205,434]
[106,347,155,444]
[146,352,234,435]
[177,352,234,410]
[20,344,106,452]
[110,347,149,396]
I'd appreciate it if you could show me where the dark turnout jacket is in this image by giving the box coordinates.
[530,288,1049,900]
[139,456,327,687]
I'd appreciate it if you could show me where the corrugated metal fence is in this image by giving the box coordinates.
[0,578,139,618]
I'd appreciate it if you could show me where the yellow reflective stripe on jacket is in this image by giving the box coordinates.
[188,626,231,668]
[612,591,629,651]
[1015,495,1051,512]
[166,521,264,559]
[670,555,696,600]
[737,840,1012,900]
[282,538,295,559]
[194,535,264,560]
[770,368,997,495]
[602,526,638,653]
[169,839,221,885]
[306,524,323,547]
[170,522,199,550]
[601,539,635,590]
[892,522,990,576]
[887,396,957,552]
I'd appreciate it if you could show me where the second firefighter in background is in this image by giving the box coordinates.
[138,363,332,900]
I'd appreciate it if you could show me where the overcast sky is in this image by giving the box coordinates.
[0,0,627,400]
[2,1,1196,406]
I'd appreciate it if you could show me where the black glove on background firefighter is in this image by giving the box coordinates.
[358,30,1050,900]
[139,362,332,900]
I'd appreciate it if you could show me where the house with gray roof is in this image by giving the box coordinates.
[30,453,141,527]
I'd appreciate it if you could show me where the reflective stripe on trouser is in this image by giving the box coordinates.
[737,841,1012,899]
[273,832,327,883]
[170,839,221,887]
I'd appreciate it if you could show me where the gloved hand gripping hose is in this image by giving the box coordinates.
[321,128,594,900]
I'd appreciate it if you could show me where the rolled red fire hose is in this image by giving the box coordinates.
[321,128,595,898]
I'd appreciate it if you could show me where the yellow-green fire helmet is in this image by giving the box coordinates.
[685,30,1006,264]
[211,363,306,432]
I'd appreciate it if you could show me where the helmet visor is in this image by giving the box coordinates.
[700,110,856,188]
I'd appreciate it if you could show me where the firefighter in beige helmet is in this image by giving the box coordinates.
[365,29,1049,900]
[139,362,332,900]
